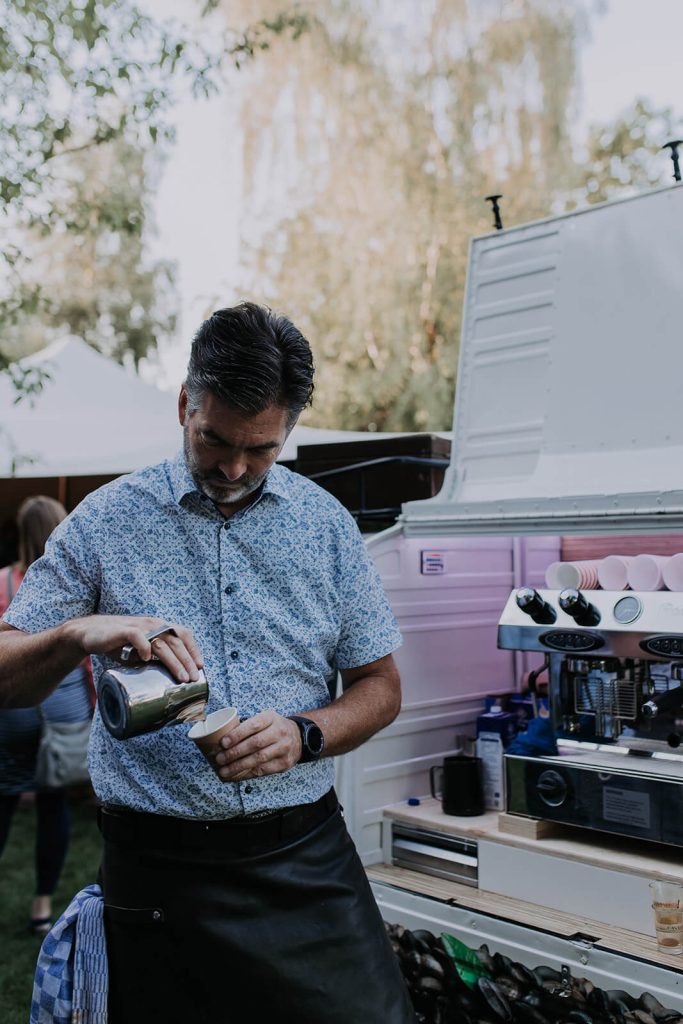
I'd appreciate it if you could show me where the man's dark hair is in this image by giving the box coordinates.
[185,302,314,425]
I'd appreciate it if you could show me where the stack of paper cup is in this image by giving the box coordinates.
[663,554,683,592]
[545,560,600,590]
[597,555,635,591]
[627,554,669,592]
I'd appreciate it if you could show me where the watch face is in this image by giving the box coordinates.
[305,723,324,757]
[291,716,324,761]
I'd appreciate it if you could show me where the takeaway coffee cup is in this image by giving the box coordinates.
[188,707,239,778]
[430,755,485,816]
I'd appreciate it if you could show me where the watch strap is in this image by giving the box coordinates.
[288,716,324,763]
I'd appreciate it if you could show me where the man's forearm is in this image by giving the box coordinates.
[306,667,402,757]
[0,622,85,708]
[0,613,204,709]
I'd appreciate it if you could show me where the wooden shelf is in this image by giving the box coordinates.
[367,863,683,972]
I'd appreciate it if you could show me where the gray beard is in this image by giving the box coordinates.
[183,430,265,507]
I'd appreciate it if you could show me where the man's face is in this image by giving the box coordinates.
[179,388,293,511]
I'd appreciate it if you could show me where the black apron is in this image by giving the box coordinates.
[100,791,416,1024]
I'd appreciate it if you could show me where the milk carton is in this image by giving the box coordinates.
[475,705,517,811]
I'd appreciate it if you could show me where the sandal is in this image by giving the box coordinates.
[28,916,53,936]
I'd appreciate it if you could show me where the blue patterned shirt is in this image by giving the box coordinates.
[4,453,402,818]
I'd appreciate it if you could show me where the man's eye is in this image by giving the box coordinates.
[201,433,220,446]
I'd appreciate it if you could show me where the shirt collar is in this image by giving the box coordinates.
[167,450,293,508]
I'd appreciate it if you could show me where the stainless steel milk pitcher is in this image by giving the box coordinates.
[97,626,208,739]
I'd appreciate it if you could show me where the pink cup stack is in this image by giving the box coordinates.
[545,560,600,590]
[546,553,683,592]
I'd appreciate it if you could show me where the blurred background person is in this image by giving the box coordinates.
[0,496,94,935]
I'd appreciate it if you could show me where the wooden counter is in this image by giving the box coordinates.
[382,799,683,882]
[370,800,683,966]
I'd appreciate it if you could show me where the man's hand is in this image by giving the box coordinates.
[214,709,302,781]
[61,615,203,682]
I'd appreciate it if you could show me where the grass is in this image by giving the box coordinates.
[0,794,102,1024]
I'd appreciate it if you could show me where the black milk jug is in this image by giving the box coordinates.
[430,755,485,816]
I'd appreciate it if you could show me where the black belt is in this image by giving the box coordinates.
[98,789,339,851]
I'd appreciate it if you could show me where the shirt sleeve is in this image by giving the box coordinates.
[3,507,100,633]
[335,515,402,669]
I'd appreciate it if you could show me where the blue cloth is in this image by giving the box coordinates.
[30,883,107,1024]
[506,716,558,756]
[6,453,402,818]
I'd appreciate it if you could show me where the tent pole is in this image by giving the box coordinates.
[57,477,67,508]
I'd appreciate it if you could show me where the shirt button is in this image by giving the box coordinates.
[224,585,233,595]
[223,522,231,530]
[230,650,239,660]
[244,784,253,794]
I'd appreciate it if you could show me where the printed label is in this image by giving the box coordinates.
[602,787,650,829]
[421,551,445,575]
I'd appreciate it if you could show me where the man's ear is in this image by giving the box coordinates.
[178,385,188,427]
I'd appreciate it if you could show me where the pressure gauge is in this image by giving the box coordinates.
[613,595,642,624]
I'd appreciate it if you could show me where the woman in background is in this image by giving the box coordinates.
[0,495,93,934]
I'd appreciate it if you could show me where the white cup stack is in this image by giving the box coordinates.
[627,554,670,592]
[597,555,635,591]
[663,554,683,592]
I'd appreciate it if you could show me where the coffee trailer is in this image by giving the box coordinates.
[340,182,683,1011]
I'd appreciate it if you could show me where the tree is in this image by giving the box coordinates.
[1,138,176,367]
[0,0,308,384]
[227,0,676,432]
[223,0,587,430]
[571,98,676,207]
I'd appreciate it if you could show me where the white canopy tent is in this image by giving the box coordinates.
[0,337,419,478]
[0,338,179,477]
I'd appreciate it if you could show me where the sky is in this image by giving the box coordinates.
[144,0,683,391]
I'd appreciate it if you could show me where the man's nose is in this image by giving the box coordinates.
[218,455,247,481]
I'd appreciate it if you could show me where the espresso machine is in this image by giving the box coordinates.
[498,587,683,847]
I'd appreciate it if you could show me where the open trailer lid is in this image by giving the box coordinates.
[401,184,683,536]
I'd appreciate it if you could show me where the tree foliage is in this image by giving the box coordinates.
[228,0,676,432]
[0,0,308,381]
[1,139,176,367]
[572,98,676,206]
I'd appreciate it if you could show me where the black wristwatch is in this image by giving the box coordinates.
[288,716,325,763]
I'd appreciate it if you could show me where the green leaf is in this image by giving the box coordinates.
[440,933,493,990]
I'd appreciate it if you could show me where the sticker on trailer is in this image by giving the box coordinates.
[421,551,445,575]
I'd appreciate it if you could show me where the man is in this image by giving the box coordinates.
[0,303,416,1024]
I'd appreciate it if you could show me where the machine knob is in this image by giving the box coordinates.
[559,589,601,627]
[516,588,556,625]
[641,685,683,719]
[536,769,568,807]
